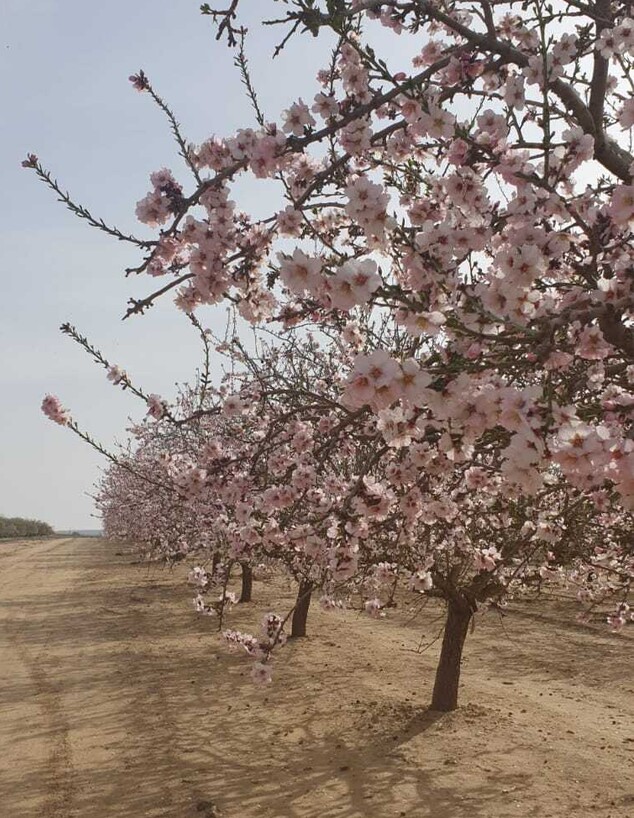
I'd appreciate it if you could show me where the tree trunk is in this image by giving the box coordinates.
[239,563,253,603]
[430,597,473,712]
[291,580,313,638]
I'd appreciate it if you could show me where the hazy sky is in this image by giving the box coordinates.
[1,1,410,530]
[0,1,330,529]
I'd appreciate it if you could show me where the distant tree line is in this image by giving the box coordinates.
[0,516,53,538]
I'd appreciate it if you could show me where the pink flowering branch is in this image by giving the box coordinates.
[21,154,153,247]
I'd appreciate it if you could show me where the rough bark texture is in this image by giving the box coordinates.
[430,597,473,712]
[239,563,253,603]
[291,579,313,638]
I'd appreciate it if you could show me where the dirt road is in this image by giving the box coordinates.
[0,537,632,817]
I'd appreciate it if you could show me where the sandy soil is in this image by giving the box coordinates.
[1,537,632,818]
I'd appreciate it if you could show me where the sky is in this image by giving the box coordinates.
[0,0,336,529]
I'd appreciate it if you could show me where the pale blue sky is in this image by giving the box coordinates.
[0,0,332,529]
[1,1,411,530]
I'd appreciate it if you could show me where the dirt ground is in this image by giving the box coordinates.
[1,537,632,818]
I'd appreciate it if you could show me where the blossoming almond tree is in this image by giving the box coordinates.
[34,0,634,709]
[208,331,633,709]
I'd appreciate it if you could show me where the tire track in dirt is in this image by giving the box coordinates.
[109,588,181,815]
[1,537,214,817]
[0,539,77,818]
[4,622,76,818]
[109,571,224,818]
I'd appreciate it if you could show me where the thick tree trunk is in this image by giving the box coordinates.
[430,597,473,712]
[239,563,253,603]
[290,580,313,638]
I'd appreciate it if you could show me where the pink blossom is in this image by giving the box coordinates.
[276,206,303,237]
[146,394,165,420]
[344,350,401,409]
[377,406,412,448]
[473,546,502,572]
[312,92,338,119]
[325,259,381,311]
[248,131,286,178]
[416,41,444,66]
[399,310,447,338]
[577,325,611,361]
[596,27,621,59]
[416,103,455,139]
[341,321,364,348]
[552,33,578,64]
[282,100,315,136]
[223,395,246,417]
[503,75,525,110]
[616,18,634,52]
[410,570,433,592]
[445,138,469,165]
[135,191,171,227]
[278,249,323,296]
[128,71,149,91]
[608,185,634,225]
[364,598,384,618]
[41,395,71,426]
[345,176,393,241]
[398,359,432,407]
[251,662,273,684]
[106,365,127,386]
[339,118,373,155]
